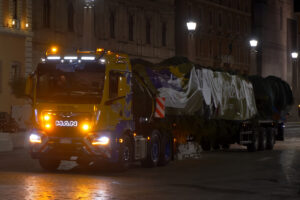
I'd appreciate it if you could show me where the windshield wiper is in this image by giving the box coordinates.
[70,91,101,96]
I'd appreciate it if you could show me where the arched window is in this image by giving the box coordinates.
[162,22,167,46]
[146,19,151,44]
[13,0,17,19]
[68,2,74,32]
[110,12,115,39]
[43,0,50,28]
[128,15,134,41]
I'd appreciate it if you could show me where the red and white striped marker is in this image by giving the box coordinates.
[155,97,166,118]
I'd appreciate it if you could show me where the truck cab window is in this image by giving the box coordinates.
[109,71,119,99]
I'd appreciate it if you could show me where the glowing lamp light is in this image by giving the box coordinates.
[249,39,258,47]
[186,21,197,31]
[291,52,298,59]
[45,124,51,129]
[12,19,16,26]
[29,134,42,144]
[25,23,29,28]
[44,115,50,121]
[92,136,110,145]
[51,47,58,53]
[82,124,90,131]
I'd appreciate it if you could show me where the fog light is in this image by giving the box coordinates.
[92,136,110,145]
[29,134,42,144]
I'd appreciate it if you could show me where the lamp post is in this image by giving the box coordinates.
[83,0,95,49]
[291,51,298,90]
[249,39,258,75]
[186,20,197,62]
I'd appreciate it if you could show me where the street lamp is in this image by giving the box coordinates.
[186,21,197,32]
[291,52,298,59]
[249,39,258,48]
[186,20,197,62]
[84,0,95,8]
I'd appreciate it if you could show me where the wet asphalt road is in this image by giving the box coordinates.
[1,124,300,200]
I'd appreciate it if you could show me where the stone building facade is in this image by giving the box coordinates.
[0,0,33,113]
[175,0,252,73]
[32,0,175,67]
[253,0,295,84]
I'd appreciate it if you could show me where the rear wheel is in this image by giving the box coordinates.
[277,123,285,141]
[258,128,267,151]
[39,157,60,172]
[158,133,172,166]
[266,128,275,150]
[247,130,259,152]
[142,130,161,168]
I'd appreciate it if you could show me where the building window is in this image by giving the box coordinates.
[162,22,167,46]
[218,13,222,27]
[0,61,2,93]
[10,63,21,81]
[43,0,51,28]
[146,19,151,44]
[13,0,18,19]
[68,2,74,32]
[280,7,283,30]
[209,11,213,26]
[128,15,134,41]
[110,12,115,39]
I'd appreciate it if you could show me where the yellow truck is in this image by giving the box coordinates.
[26,47,172,171]
[26,47,291,171]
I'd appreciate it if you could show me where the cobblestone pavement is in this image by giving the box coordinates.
[0,124,300,199]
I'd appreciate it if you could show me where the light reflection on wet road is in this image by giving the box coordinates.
[1,124,300,199]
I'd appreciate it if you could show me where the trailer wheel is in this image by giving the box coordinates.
[158,133,172,166]
[39,158,60,172]
[201,137,211,151]
[247,131,259,152]
[116,134,133,171]
[277,123,285,141]
[258,128,267,151]
[266,128,275,150]
[142,130,161,168]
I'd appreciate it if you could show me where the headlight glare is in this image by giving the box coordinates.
[92,136,110,145]
[29,134,42,144]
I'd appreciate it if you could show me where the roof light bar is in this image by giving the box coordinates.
[81,56,95,60]
[64,56,78,60]
[47,56,61,60]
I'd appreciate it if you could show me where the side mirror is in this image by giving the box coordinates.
[25,76,33,98]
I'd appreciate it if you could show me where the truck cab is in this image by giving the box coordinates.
[26,47,161,171]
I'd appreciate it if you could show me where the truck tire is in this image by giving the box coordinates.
[116,134,133,171]
[201,137,211,151]
[142,130,161,168]
[247,131,259,152]
[266,128,275,150]
[158,133,172,166]
[258,128,267,151]
[277,123,284,141]
[39,158,60,171]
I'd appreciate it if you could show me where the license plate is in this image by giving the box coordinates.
[60,138,72,144]
[56,120,78,127]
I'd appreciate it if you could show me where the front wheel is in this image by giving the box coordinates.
[158,133,172,166]
[142,130,161,168]
[115,135,133,171]
[39,157,60,172]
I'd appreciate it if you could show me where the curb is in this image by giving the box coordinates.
[0,132,29,152]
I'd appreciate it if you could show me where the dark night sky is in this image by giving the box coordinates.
[295,0,300,12]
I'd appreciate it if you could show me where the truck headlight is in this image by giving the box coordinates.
[92,136,110,145]
[29,134,42,144]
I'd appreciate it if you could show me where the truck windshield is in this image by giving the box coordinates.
[36,62,105,104]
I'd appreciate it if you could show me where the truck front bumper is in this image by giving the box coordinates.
[29,136,114,163]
